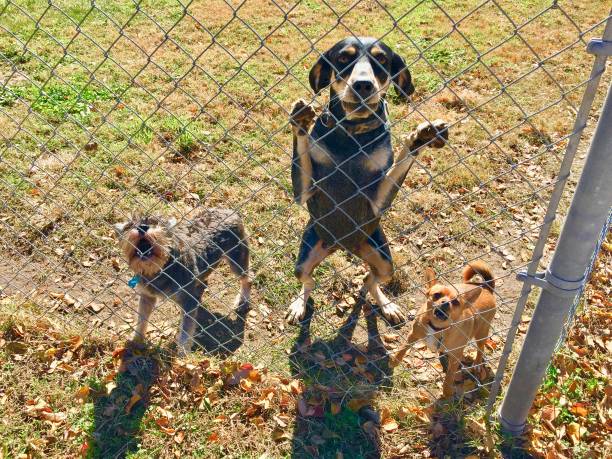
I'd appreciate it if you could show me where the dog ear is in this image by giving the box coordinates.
[462,286,482,307]
[424,267,437,289]
[390,52,415,100]
[114,222,129,236]
[309,51,333,94]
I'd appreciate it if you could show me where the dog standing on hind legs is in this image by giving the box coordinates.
[286,36,450,325]
[114,208,252,355]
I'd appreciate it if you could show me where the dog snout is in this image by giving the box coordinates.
[434,303,449,320]
[351,79,375,99]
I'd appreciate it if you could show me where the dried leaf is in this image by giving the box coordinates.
[69,335,83,351]
[40,410,67,423]
[272,428,291,442]
[382,417,399,432]
[569,403,588,417]
[75,386,90,402]
[125,393,141,414]
[566,422,585,445]
[240,379,253,392]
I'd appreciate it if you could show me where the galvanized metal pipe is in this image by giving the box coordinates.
[499,79,612,435]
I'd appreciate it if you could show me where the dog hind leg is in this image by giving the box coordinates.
[356,226,404,325]
[225,233,252,313]
[286,225,331,324]
[176,288,205,356]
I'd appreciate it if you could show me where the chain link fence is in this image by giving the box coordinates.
[1,0,610,456]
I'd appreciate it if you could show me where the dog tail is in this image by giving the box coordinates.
[463,260,495,291]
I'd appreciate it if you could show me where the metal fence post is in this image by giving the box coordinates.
[498,77,612,435]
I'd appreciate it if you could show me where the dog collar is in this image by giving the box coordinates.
[427,321,449,332]
[128,275,141,289]
[322,100,389,135]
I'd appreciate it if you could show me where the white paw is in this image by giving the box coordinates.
[176,338,193,356]
[285,297,307,325]
[381,301,405,325]
[233,293,250,314]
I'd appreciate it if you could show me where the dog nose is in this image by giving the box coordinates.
[434,304,449,320]
[137,224,149,236]
[352,80,374,98]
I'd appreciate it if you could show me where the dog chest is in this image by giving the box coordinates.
[425,325,444,352]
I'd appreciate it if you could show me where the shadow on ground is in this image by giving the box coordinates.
[423,356,498,457]
[288,298,394,459]
[89,344,164,458]
[194,307,248,357]
[88,306,247,457]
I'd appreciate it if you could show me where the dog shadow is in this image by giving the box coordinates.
[90,343,167,458]
[422,360,498,457]
[194,307,248,357]
[288,298,394,459]
[88,306,246,457]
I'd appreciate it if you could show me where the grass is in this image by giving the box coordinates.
[0,0,610,457]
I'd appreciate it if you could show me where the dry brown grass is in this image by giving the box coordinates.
[0,0,610,457]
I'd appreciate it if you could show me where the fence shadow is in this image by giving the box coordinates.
[424,363,497,457]
[90,344,165,458]
[288,298,393,459]
[194,307,248,357]
[89,305,247,457]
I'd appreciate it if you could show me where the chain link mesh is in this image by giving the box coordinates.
[1,0,610,455]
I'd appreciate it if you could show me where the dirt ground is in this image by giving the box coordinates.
[1,0,611,457]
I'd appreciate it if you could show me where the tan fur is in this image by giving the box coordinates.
[363,144,390,172]
[119,227,171,278]
[392,261,496,398]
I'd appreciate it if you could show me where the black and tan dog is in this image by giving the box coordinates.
[286,36,449,324]
[115,209,251,355]
[392,261,496,398]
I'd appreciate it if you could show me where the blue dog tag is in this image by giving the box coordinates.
[128,275,141,289]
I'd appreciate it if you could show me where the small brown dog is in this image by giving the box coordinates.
[392,261,496,398]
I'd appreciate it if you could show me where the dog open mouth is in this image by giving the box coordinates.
[135,237,154,260]
[341,100,379,117]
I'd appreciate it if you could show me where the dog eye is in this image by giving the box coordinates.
[432,292,442,300]
[338,54,351,64]
[451,299,460,306]
[376,55,387,65]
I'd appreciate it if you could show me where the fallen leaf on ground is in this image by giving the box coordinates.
[74,386,90,402]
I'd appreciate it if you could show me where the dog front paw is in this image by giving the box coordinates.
[381,301,405,325]
[413,119,449,149]
[290,99,316,134]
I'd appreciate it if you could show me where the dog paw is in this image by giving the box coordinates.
[285,297,307,325]
[381,301,405,325]
[290,99,316,133]
[175,339,193,357]
[414,119,449,148]
[234,294,250,315]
